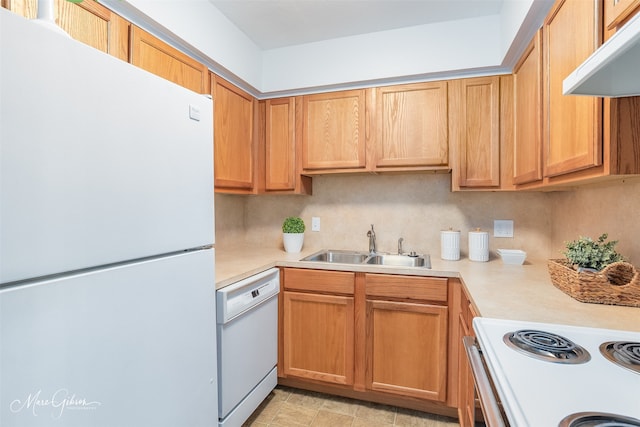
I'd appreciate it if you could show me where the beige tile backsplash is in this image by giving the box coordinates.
[216,174,640,264]
[549,178,640,265]
[216,174,553,260]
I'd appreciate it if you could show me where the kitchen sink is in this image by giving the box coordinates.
[365,254,431,268]
[301,250,370,264]
[300,250,431,268]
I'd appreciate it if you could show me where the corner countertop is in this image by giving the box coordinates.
[215,245,640,332]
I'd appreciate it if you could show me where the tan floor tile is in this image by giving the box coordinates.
[354,401,396,424]
[285,389,327,411]
[310,409,355,427]
[320,395,360,417]
[270,401,318,426]
[250,399,285,424]
[352,417,393,427]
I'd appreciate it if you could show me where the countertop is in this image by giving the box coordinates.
[215,245,640,332]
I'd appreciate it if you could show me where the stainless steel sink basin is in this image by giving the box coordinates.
[365,254,431,268]
[301,250,431,268]
[301,250,370,264]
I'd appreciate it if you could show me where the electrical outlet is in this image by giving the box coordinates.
[311,217,320,232]
[494,220,514,238]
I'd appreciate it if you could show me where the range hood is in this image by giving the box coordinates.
[563,12,640,97]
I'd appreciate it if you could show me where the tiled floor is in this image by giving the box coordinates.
[243,386,459,427]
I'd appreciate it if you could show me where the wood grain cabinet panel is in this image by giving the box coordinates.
[264,97,312,194]
[543,0,601,178]
[212,75,257,193]
[373,82,448,169]
[366,299,448,402]
[266,97,296,191]
[449,76,501,189]
[130,26,209,94]
[605,0,640,29]
[283,291,355,386]
[513,29,543,185]
[302,90,366,172]
[4,0,129,60]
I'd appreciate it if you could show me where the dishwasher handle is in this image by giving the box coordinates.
[463,336,506,427]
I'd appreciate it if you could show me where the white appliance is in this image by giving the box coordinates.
[216,268,279,427]
[1,9,217,427]
[466,317,640,426]
[563,11,640,97]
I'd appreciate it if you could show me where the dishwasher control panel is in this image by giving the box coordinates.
[216,268,279,323]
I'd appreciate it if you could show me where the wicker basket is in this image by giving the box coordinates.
[547,259,640,307]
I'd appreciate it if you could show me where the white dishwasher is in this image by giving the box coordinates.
[216,268,279,427]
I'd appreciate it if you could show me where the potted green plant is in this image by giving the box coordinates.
[563,233,624,272]
[282,216,305,253]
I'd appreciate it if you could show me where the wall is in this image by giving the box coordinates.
[216,174,553,260]
[549,178,640,265]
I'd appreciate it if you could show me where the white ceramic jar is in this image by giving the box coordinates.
[469,229,489,262]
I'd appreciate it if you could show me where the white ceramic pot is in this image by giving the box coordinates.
[283,233,304,253]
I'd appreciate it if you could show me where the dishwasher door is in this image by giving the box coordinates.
[216,268,279,425]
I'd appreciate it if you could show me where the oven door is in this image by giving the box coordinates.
[463,336,508,427]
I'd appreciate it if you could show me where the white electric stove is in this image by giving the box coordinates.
[470,317,640,427]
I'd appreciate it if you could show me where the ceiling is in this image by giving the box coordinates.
[209,0,505,50]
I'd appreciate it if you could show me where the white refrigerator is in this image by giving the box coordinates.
[0,9,217,427]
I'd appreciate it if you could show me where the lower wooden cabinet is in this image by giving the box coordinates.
[366,299,448,401]
[280,268,453,410]
[283,291,354,385]
[454,279,480,427]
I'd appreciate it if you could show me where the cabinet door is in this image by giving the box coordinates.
[543,0,601,177]
[212,75,256,192]
[302,90,366,171]
[5,0,129,60]
[457,289,477,427]
[283,291,354,386]
[366,299,448,401]
[449,76,501,188]
[265,97,296,191]
[130,26,210,94]
[374,82,448,169]
[605,0,640,29]
[513,30,543,185]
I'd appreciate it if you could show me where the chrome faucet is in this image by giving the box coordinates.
[398,237,404,255]
[367,224,377,254]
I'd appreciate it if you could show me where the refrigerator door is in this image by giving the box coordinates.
[0,10,214,284]
[0,249,217,427]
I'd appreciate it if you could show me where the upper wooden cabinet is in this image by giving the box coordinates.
[543,0,602,178]
[371,82,449,171]
[513,29,543,185]
[130,26,209,94]
[264,97,312,195]
[4,0,129,61]
[212,75,257,193]
[449,76,502,189]
[604,0,640,29]
[301,90,367,172]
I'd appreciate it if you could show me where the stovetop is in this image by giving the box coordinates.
[474,318,640,427]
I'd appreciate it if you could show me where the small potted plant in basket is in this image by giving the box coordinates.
[282,216,305,253]
[548,233,640,307]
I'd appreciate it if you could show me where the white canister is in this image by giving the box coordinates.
[441,229,460,261]
[469,229,489,262]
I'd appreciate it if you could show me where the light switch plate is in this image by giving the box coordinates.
[311,217,320,232]
[494,220,514,238]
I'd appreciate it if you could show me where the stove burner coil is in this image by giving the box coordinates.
[600,341,640,374]
[559,411,640,427]
[503,329,591,364]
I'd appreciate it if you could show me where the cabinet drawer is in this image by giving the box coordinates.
[284,268,355,295]
[365,274,447,303]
